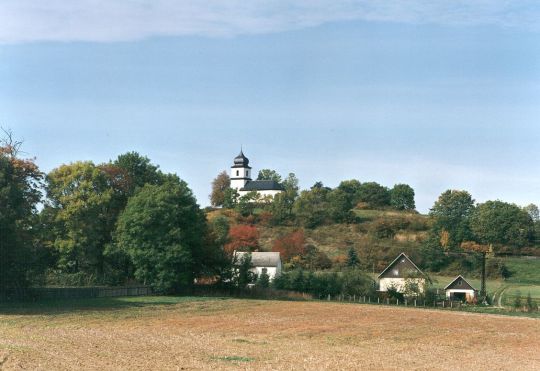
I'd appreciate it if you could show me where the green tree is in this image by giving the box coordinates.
[222,187,239,209]
[235,191,259,216]
[327,188,354,223]
[0,131,44,290]
[429,190,475,250]
[356,182,391,208]
[346,247,359,267]
[523,204,540,222]
[257,169,282,183]
[256,269,270,288]
[234,253,256,288]
[113,152,166,196]
[337,179,362,208]
[470,201,534,248]
[115,180,208,293]
[209,215,230,248]
[45,161,113,278]
[270,173,299,225]
[390,184,416,211]
[293,186,330,228]
[209,171,230,207]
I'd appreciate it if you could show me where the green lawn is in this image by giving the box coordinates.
[504,257,540,284]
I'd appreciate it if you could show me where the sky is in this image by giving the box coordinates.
[0,1,539,212]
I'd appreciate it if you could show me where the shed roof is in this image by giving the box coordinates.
[444,275,476,291]
[234,251,281,267]
[378,252,427,279]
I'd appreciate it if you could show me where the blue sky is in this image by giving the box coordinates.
[0,1,539,212]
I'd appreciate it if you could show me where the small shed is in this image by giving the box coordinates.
[444,275,477,303]
[233,251,282,281]
[378,252,427,294]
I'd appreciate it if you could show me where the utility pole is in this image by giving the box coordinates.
[480,251,487,304]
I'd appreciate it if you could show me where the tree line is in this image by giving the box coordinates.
[2,131,539,295]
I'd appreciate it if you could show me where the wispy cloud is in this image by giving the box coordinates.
[0,1,539,43]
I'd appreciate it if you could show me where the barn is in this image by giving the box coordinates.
[378,252,427,294]
[233,251,282,281]
[445,275,477,303]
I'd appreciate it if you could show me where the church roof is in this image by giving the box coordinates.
[241,180,284,191]
[232,150,251,168]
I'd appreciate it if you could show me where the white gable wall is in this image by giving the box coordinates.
[379,277,426,293]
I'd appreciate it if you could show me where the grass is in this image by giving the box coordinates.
[504,257,540,284]
[1,296,539,370]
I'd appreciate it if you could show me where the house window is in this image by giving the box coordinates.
[262,268,268,274]
[236,170,239,176]
[393,269,399,276]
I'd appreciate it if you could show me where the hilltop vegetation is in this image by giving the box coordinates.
[1,129,539,297]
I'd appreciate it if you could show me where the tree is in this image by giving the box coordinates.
[45,161,113,278]
[224,225,260,254]
[272,230,306,262]
[337,179,362,208]
[113,152,166,196]
[257,169,282,183]
[235,191,259,216]
[256,269,270,288]
[234,253,256,287]
[524,204,540,222]
[209,171,230,207]
[355,182,391,209]
[115,180,208,293]
[209,215,230,248]
[0,130,43,290]
[470,201,534,248]
[429,190,475,250]
[390,184,415,211]
[327,188,354,223]
[222,188,239,209]
[346,247,359,267]
[293,186,330,228]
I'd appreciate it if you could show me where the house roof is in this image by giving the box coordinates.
[241,180,284,191]
[234,251,281,267]
[377,252,427,279]
[444,275,476,291]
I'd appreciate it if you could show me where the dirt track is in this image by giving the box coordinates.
[1,298,539,370]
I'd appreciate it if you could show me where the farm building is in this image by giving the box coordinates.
[444,275,477,303]
[378,252,427,294]
[233,251,282,281]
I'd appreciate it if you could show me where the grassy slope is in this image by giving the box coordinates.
[256,208,540,301]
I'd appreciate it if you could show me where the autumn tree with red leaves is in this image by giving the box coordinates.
[224,225,260,254]
[272,230,306,262]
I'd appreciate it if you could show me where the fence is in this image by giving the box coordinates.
[313,293,465,309]
[0,286,152,302]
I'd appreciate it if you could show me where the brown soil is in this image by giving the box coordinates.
[1,299,539,370]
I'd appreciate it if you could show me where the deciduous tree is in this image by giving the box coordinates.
[209,171,230,207]
[115,180,208,293]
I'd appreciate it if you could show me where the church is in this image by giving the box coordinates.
[230,150,284,198]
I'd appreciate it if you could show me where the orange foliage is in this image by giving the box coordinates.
[272,230,306,262]
[224,224,260,254]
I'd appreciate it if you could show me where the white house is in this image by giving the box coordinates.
[445,275,477,303]
[378,252,427,294]
[230,150,284,198]
[233,251,282,281]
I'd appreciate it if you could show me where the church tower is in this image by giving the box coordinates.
[230,150,252,192]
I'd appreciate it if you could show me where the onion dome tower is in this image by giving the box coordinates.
[230,149,252,191]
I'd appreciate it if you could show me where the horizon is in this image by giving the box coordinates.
[1,1,539,213]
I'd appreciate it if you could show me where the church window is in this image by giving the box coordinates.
[246,171,249,177]
[236,170,239,176]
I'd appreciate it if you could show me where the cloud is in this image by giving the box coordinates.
[0,0,539,44]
